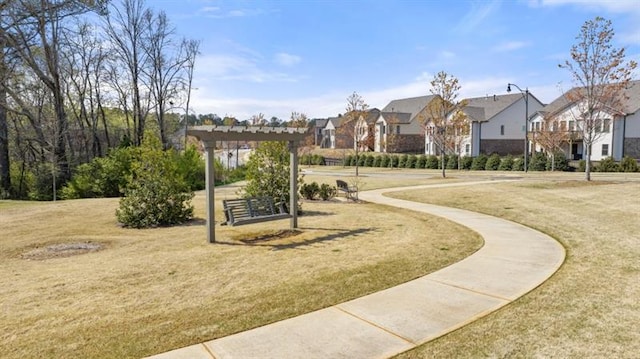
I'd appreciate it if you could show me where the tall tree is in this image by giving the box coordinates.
[182,38,199,149]
[0,25,9,196]
[104,0,151,146]
[532,115,569,171]
[426,71,464,178]
[559,17,637,181]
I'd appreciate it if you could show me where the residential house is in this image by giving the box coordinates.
[375,95,437,153]
[354,108,381,152]
[311,118,328,146]
[425,93,545,157]
[320,115,349,149]
[529,80,640,161]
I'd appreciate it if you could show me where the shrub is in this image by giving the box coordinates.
[364,154,375,167]
[546,152,569,172]
[596,157,619,172]
[344,155,353,167]
[498,155,514,171]
[244,141,294,204]
[389,155,399,168]
[372,156,381,167]
[528,152,547,171]
[116,137,194,228]
[620,156,638,172]
[350,156,358,166]
[512,157,524,171]
[319,183,336,200]
[578,159,586,172]
[312,154,325,165]
[425,155,439,169]
[175,145,206,190]
[29,163,60,201]
[446,155,458,169]
[485,154,501,171]
[380,154,390,167]
[471,154,488,170]
[405,155,417,168]
[460,156,473,170]
[357,154,366,166]
[416,155,427,169]
[300,181,320,200]
[398,154,408,168]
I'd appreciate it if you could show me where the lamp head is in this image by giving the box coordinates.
[506,84,512,93]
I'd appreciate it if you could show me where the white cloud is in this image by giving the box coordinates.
[274,53,302,66]
[492,41,529,52]
[194,54,300,83]
[537,0,640,13]
[456,0,501,33]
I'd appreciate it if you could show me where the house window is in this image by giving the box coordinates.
[396,125,401,134]
[601,144,609,156]
[603,119,611,133]
[426,143,430,153]
[465,144,470,155]
[500,125,504,136]
[569,120,575,131]
[381,125,386,135]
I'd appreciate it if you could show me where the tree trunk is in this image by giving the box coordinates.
[0,34,9,195]
[585,143,591,181]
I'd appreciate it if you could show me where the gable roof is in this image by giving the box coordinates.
[382,95,437,122]
[313,118,328,128]
[380,112,412,124]
[540,80,640,117]
[463,93,523,121]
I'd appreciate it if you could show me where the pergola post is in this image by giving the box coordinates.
[289,140,298,229]
[204,141,216,243]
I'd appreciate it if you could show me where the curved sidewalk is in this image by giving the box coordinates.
[147,181,565,359]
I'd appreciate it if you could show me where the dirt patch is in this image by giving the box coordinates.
[238,230,302,243]
[21,242,105,260]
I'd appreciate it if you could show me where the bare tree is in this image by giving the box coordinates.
[342,91,368,177]
[532,115,569,171]
[182,38,199,149]
[559,17,637,180]
[425,71,464,178]
[104,0,151,146]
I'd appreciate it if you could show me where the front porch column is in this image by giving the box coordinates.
[204,141,216,243]
[289,140,298,229]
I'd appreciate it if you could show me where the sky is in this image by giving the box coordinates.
[151,0,640,121]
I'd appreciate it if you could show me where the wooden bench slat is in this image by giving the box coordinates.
[222,196,290,226]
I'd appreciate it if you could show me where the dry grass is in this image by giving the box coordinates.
[0,183,481,358]
[388,178,640,358]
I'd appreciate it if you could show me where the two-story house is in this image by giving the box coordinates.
[375,95,438,153]
[529,80,640,161]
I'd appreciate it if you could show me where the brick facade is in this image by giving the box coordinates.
[480,139,524,156]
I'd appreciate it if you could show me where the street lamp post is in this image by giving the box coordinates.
[507,83,529,172]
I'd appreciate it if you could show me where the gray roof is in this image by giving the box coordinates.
[314,119,328,128]
[380,112,412,124]
[463,93,523,121]
[541,80,640,116]
[382,95,437,122]
[460,106,486,122]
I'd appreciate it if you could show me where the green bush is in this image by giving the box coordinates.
[116,137,194,228]
[175,145,206,190]
[578,159,586,172]
[471,154,488,170]
[380,154,390,167]
[596,157,619,172]
[512,157,524,171]
[350,156,358,166]
[389,155,399,168]
[528,152,547,171]
[620,156,638,172]
[312,154,325,165]
[416,155,427,169]
[405,155,417,168]
[244,141,294,204]
[357,154,366,166]
[300,181,320,200]
[398,154,408,168]
[485,154,501,171]
[546,152,569,172]
[498,155,514,171]
[344,155,353,166]
[372,156,382,167]
[364,154,375,167]
[29,163,60,201]
[446,155,458,169]
[319,183,337,200]
[425,155,439,169]
[460,156,473,170]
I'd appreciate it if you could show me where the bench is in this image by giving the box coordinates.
[222,197,290,226]
[336,180,357,200]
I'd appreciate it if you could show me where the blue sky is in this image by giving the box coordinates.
[153,0,640,120]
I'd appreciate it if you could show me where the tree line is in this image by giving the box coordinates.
[0,0,199,199]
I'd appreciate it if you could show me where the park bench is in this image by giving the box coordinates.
[222,196,290,226]
[336,179,357,200]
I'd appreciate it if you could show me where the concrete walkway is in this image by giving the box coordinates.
[146,181,565,359]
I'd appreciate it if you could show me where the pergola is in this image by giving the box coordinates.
[187,125,308,243]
